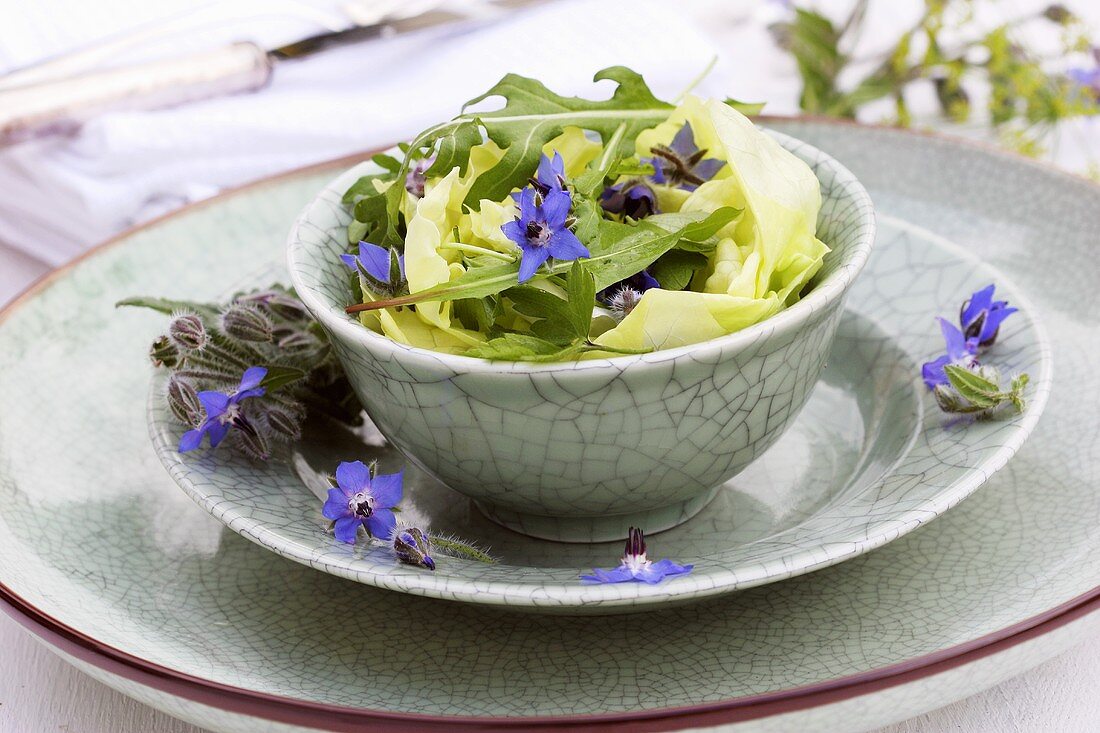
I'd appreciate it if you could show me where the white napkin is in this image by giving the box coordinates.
[0,0,728,266]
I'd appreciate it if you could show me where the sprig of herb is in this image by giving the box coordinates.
[120,285,363,460]
[936,365,1029,416]
[773,0,1098,155]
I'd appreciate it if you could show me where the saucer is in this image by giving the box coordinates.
[147,216,1051,613]
[1,121,1092,733]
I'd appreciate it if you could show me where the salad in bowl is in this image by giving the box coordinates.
[287,67,874,541]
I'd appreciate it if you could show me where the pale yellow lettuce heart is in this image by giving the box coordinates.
[596,96,828,351]
[398,167,484,347]
[458,198,519,254]
[594,289,780,352]
[543,127,602,177]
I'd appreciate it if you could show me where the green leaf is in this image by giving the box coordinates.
[425,120,483,177]
[453,297,498,333]
[586,207,738,290]
[944,365,1001,408]
[566,261,596,338]
[648,250,708,291]
[723,98,766,116]
[342,172,391,205]
[390,65,673,229]
[465,333,581,361]
[259,365,308,391]
[371,153,402,173]
[115,296,219,319]
[348,206,738,313]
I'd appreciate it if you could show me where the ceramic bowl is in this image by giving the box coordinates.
[287,131,876,542]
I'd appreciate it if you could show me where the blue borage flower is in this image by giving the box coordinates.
[921,318,979,390]
[341,241,405,295]
[502,155,590,283]
[179,366,267,452]
[597,269,660,319]
[648,122,725,191]
[322,461,403,544]
[960,284,1017,349]
[581,527,692,584]
[392,526,435,570]
[530,151,567,195]
[922,284,1020,390]
[599,179,660,219]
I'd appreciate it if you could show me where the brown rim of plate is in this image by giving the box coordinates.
[0,117,1097,731]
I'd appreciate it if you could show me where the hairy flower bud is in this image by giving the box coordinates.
[150,335,179,368]
[234,417,271,461]
[168,313,206,351]
[166,376,203,426]
[275,328,318,352]
[393,527,435,570]
[264,404,303,441]
[222,305,273,343]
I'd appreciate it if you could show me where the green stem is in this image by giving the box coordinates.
[443,243,517,262]
[429,535,497,564]
[674,55,718,103]
[583,341,653,356]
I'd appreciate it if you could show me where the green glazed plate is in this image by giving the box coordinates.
[147,217,1050,613]
[0,121,1096,732]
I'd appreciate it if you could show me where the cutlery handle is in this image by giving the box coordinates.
[0,42,273,146]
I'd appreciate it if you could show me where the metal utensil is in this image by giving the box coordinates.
[0,1,494,146]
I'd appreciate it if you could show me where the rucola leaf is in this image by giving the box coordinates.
[346,207,738,314]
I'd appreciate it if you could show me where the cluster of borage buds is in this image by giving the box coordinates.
[123,284,365,462]
[921,284,1028,417]
[321,459,494,570]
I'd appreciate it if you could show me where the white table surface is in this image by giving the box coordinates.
[3,0,1100,730]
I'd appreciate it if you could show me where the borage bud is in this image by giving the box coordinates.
[274,327,318,352]
[392,527,435,570]
[264,404,303,441]
[166,375,203,426]
[150,335,179,368]
[222,305,273,343]
[234,415,271,462]
[168,313,206,351]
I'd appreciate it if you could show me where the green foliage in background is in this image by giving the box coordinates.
[771,0,1098,155]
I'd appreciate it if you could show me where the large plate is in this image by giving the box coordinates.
[147,220,1049,613]
[0,121,1097,732]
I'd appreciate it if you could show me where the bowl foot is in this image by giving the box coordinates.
[473,487,722,543]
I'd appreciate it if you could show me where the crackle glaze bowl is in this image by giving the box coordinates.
[287,131,876,542]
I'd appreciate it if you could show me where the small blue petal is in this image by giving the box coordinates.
[580,565,635,584]
[237,366,268,393]
[335,460,372,494]
[921,355,952,390]
[518,247,552,283]
[206,421,230,448]
[369,469,404,509]
[539,188,572,227]
[366,508,397,539]
[501,219,527,249]
[197,391,230,419]
[545,229,590,262]
[333,516,361,544]
[357,242,393,284]
[178,427,205,452]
